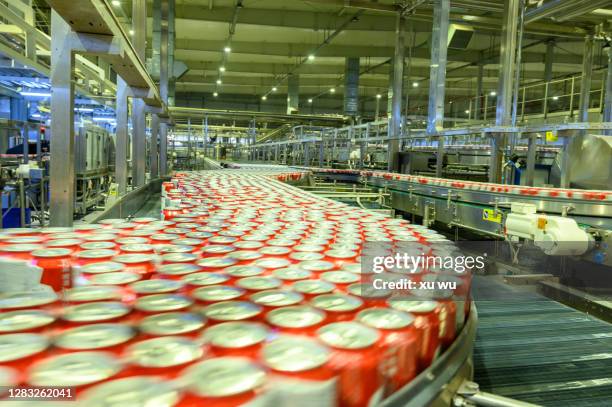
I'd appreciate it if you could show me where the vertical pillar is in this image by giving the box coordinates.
[544,39,555,82]
[474,63,484,120]
[388,14,405,172]
[49,11,75,226]
[578,35,594,122]
[387,58,394,117]
[167,0,176,107]
[490,0,520,183]
[525,133,537,186]
[344,57,360,118]
[115,78,130,194]
[151,0,162,80]
[131,0,146,187]
[427,0,450,178]
[150,114,159,178]
[159,0,169,175]
[604,47,612,127]
[287,74,299,114]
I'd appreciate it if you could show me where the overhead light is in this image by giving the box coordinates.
[219,66,226,72]
[129,29,134,36]
[213,92,219,97]
[330,88,336,93]
[376,94,382,99]
[31,113,41,118]
[75,107,94,113]
[308,54,315,61]
[272,87,277,92]
[308,98,313,103]
[412,82,419,88]
[552,96,559,101]
[93,117,116,122]
[216,79,222,85]
[20,91,51,97]
[489,91,497,96]
[111,0,120,6]
[465,110,470,114]
[262,95,267,101]
[224,46,232,53]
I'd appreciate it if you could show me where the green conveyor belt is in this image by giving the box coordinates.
[472,276,612,406]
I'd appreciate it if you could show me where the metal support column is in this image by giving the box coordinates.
[159,0,169,175]
[131,0,147,187]
[344,57,360,118]
[604,47,612,133]
[490,0,520,183]
[167,0,176,107]
[427,0,450,178]
[49,11,75,226]
[544,39,555,82]
[287,74,299,114]
[388,14,405,172]
[150,114,159,178]
[115,78,130,194]
[474,63,484,120]
[578,35,594,122]
[525,133,537,186]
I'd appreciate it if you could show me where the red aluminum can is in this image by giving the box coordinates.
[79,241,117,251]
[347,283,392,307]
[129,278,185,296]
[181,272,231,292]
[150,233,180,245]
[61,301,132,326]
[112,253,158,279]
[388,297,442,368]
[272,267,313,283]
[27,351,123,391]
[134,293,194,316]
[291,279,336,299]
[139,312,206,339]
[161,252,199,265]
[236,276,282,293]
[0,310,55,334]
[266,305,326,336]
[62,285,127,304]
[179,357,267,407]
[297,260,336,275]
[249,289,303,314]
[197,256,238,271]
[53,323,136,354]
[289,251,325,262]
[202,321,269,359]
[80,376,181,406]
[261,336,336,404]
[74,249,118,266]
[310,293,363,322]
[0,290,58,311]
[119,243,155,254]
[317,322,383,407]
[356,307,420,391]
[192,285,246,304]
[412,288,456,347]
[45,238,83,252]
[88,271,142,287]
[0,243,43,261]
[200,245,236,258]
[220,265,265,282]
[123,336,204,378]
[320,271,360,292]
[0,333,50,372]
[201,301,263,324]
[31,248,73,292]
[156,263,202,280]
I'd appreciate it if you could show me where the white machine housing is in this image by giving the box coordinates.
[505,203,592,256]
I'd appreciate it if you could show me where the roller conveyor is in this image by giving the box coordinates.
[472,276,612,407]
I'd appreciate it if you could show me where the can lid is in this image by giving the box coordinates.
[291,279,335,295]
[201,245,235,254]
[317,322,380,349]
[321,271,360,285]
[113,253,156,264]
[192,285,245,302]
[120,244,154,253]
[202,301,262,321]
[182,272,229,286]
[80,241,116,250]
[63,285,123,302]
[79,261,125,274]
[81,376,180,407]
[250,290,303,307]
[223,265,264,278]
[289,252,324,261]
[162,253,198,263]
[266,306,325,328]
[236,276,282,291]
[159,244,195,254]
[139,312,205,336]
[273,267,312,281]
[299,260,336,272]
[262,336,330,372]
[126,337,203,368]
[357,308,414,330]
[129,279,184,294]
[0,366,17,387]
[1,244,43,252]
[89,271,141,285]
[46,238,83,248]
[202,321,268,348]
[197,257,238,268]
[135,294,193,312]
[233,241,264,249]
[28,351,122,387]
[347,283,391,299]
[0,333,48,362]
[76,249,117,259]
[158,263,202,275]
[54,323,136,350]
[182,357,266,397]
[253,258,292,270]
[311,293,363,312]
[387,297,439,313]
[0,290,58,309]
[62,301,131,322]
[84,234,119,242]
[0,310,54,333]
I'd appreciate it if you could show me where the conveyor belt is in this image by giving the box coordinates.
[472,276,612,406]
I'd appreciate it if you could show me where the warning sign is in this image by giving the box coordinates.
[483,209,502,223]
[545,131,558,142]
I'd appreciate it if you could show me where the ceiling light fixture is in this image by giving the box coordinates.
[412,82,419,88]
[489,91,497,96]
[376,94,382,99]
[216,79,222,85]
[308,54,315,61]
[213,92,219,97]
[272,87,277,92]
[330,88,336,93]
[111,0,120,6]
[262,95,267,101]
[219,66,226,72]
[224,46,231,53]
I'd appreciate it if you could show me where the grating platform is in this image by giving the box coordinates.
[472,276,612,406]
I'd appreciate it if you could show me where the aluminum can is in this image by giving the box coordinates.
[310,293,363,322]
[266,305,326,336]
[202,321,269,359]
